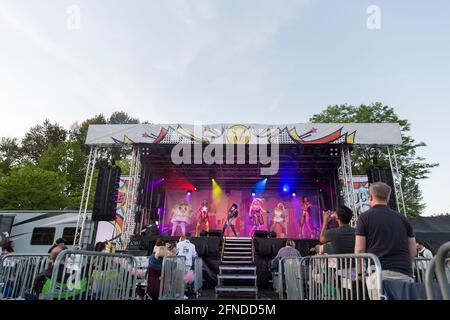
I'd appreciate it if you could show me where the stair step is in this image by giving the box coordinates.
[224,237,252,240]
[223,251,252,255]
[222,255,253,259]
[215,285,258,293]
[219,265,256,271]
[221,260,253,264]
[218,274,257,280]
[225,243,252,246]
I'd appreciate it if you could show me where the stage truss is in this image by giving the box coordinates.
[73,143,406,250]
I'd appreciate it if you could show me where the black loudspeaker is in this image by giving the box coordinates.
[254,230,271,238]
[92,166,121,221]
[207,230,222,237]
[367,166,398,211]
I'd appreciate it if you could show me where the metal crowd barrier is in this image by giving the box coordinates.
[0,254,50,300]
[44,250,138,300]
[159,256,186,300]
[426,242,450,300]
[308,253,383,300]
[284,256,310,300]
[193,257,203,297]
[413,258,432,283]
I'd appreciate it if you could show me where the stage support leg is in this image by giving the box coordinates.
[387,146,407,216]
[340,145,357,225]
[120,146,142,250]
[73,146,98,250]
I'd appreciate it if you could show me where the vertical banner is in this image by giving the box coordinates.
[353,175,370,216]
[95,176,132,244]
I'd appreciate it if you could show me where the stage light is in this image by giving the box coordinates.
[251,191,256,197]
[186,190,192,196]
[155,221,159,226]
[282,186,289,192]
[194,187,198,191]
[292,192,296,197]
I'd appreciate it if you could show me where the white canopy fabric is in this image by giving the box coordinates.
[85,123,402,146]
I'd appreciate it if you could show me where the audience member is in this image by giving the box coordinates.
[355,182,416,282]
[319,206,355,254]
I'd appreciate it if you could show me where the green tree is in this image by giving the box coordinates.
[39,141,86,206]
[0,165,68,210]
[108,111,139,125]
[21,119,67,163]
[0,137,22,175]
[310,103,438,218]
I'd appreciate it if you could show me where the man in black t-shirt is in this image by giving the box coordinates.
[355,182,416,282]
[319,206,355,254]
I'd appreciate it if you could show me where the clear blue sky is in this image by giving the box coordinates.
[0,0,449,215]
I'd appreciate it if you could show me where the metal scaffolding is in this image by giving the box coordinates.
[340,145,357,224]
[120,146,142,250]
[387,146,407,216]
[73,147,98,250]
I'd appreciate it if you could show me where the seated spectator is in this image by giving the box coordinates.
[355,182,416,282]
[1,240,14,255]
[319,206,355,254]
[416,240,433,259]
[33,247,68,296]
[48,238,67,254]
[148,245,169,270]
[270,240,301,270]
[176,236,198,273]
[152,238,164,254]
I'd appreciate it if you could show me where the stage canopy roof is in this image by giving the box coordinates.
[85,123,402,146]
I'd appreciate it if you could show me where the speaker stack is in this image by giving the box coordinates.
[92,166,121,221]
[367,166,398,211]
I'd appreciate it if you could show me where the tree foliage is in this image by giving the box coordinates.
[310,103,438,217]
[0,111,139,210]
[0,165,67,210]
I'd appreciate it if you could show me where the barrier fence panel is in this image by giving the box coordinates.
[193,257,203,297]
[426,242,450,300]
[159,256,186,300]
[43,250,138,300]
[413,258,432,283]
[0,254,50,300]
[308,253,383,300]
[283,257,310,300]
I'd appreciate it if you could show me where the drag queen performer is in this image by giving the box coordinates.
[300,196,313,238]
[223,204,239,236]
[170,202,194,236]
[249,198,266,237]
[195,200,210,236]
[271,202,287,238]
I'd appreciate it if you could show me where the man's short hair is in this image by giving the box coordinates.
[285,239,295,248]
[179,236,187,242]
[370,182,391,202]
[336,206,353,224]
[417,240,425,246]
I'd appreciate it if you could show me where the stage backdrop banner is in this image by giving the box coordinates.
[163,189,320,238]
[86,123,402,146]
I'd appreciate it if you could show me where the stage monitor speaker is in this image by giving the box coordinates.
[207,230,222,237]
[92,166,121,221]
[367,166,398,211]
[254,230,271,238]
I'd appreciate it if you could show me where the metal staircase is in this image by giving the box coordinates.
[215,237,258,298]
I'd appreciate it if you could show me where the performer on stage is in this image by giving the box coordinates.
[249,198,267,237]
[222,203,239,237]
[300,196,313,239]
[170,202,194,237]
[195,200,210,236]
[271,202,287,238]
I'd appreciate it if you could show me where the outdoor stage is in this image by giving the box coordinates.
[75,122,404,251]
